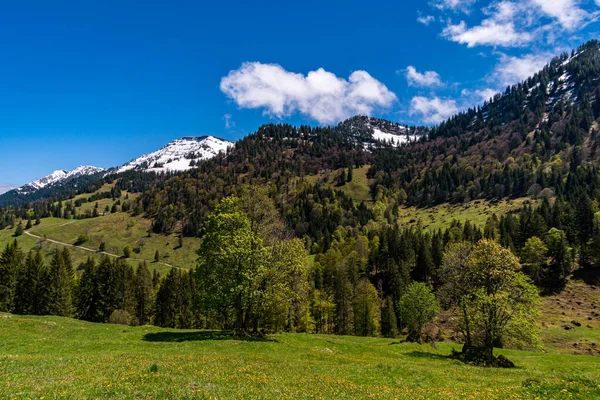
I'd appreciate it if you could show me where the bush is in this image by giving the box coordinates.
[108,309,132,325]
[123,245,132,258]
[75,234,89,246]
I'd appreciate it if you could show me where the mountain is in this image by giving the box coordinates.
[0,136,232,207]
[338,116,428,148]
[16,166,105,195]
[116,136,232,174]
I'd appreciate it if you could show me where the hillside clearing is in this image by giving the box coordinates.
[0,313,599,399]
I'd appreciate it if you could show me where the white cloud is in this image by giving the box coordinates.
[220,62,397,124]
[404,66,444,87]
[223,113,235,129]
[443,19,531,47]
[417,15,436,25]
[474,88,499,102]
[492,53,551,86]
[531,0,588,30]
[434,0,477,12]
[409,96,459,124]
[0,183,15,195]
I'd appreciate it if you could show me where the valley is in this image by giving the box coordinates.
[2,36,600,400]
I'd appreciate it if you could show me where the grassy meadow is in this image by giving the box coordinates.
[1,312,599,400]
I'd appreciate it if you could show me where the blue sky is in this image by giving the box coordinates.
[1,0,599,191]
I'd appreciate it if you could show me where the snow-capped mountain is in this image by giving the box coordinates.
[17,166,105,194]
[116,136,233,174]
[338,116,428,148]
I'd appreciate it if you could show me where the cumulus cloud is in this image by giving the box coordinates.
[531,0,589,30]
[220,62,397,124]
[417,15,436,25]
[442,0,594,48]
[404,66,444,87]
[409,96,459,124]
[0,183,15,195]
[443,19,531,47]
[492,53,551,86]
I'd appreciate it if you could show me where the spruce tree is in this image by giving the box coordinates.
[14,251,45,315]
[0,240,24,312]
[135,262,154,325]
[42,248,75,317]
[76,257,100,321]
[381,296,398,338]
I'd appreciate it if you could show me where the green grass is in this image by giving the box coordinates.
[0,313,599,399]
[304,166,374,204]
[0,211,200,274]
[397,198,538,231]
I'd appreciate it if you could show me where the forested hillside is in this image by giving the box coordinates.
[1,41,600,355]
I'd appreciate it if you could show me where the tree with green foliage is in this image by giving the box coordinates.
[0,240,23,312]
[347,165,353,182]
[135,262,154,326]
[76,257,100,322]
[462,239,540,364]
[399,282,440,343]
[520,236,548,285]
[154,250,160,262]
[196,190,310,333]
[123,245,132,259]
[439,242,474,347]
[42,248,75,317]
[380,296,398,338]
[14,251,45,315]
[353,278,380,336]
[544,228,572,287]
[25,219,32,230]
[14,222,24,237]
[154,268,194,328]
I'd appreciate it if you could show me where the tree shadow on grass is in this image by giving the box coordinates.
[404,351,453,362]
[142,330,278,343]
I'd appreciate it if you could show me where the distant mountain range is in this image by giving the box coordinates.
[0,136,235,206]
[1,123,415,206]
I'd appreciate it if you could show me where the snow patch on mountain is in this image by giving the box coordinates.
[17,166,104,194]
[372,128,410,146]
[116,136,232,174]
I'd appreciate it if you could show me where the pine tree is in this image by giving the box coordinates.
[337,170,347,186]
[14,222,24,237]
[76,257,100,321]
[135,262,154,325]
[347,165,353,183]
[42,248,75,317]
[381,296,398,338]
[154,250,160,262]
[25,219,32,230]
[0,240,23,312]
[14,251,45,315]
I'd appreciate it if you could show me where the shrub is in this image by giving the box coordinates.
[108,309,132,325]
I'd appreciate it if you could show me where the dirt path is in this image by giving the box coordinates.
[24,230,185,271]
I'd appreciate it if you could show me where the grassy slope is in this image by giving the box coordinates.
[396,198,538,232]
[1,313,599,399]
[538,280,600,357]
[0,212,200,274]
